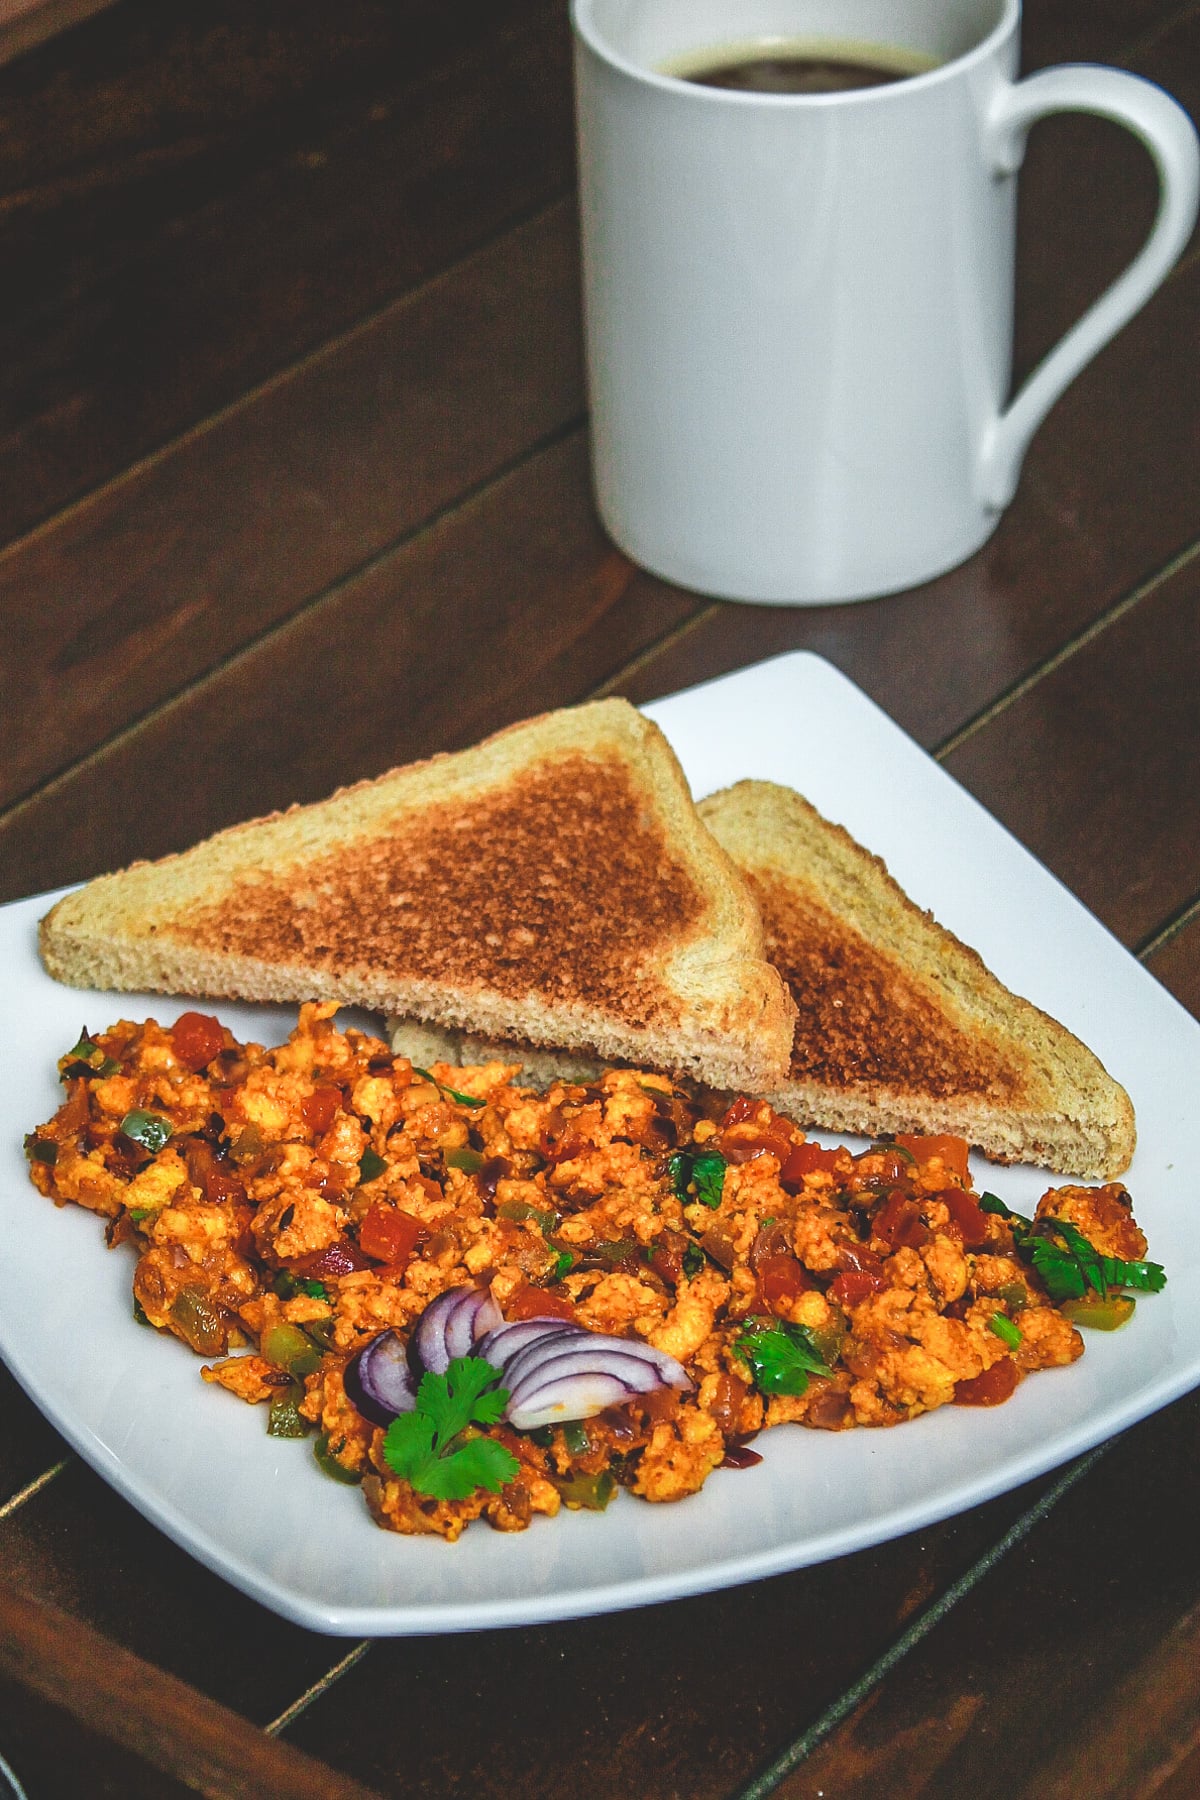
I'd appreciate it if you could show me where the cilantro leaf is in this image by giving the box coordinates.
[420,1436,519,1501]
[667,1147,727,1209]
[979,1192,1032,1228]
[1029,1217,1165,1303]
[682,1242,706,1278]
[980,1196,1166,1304]
[734,1318,833,1397]
[412,1067,486,1108]
[382,1356,518,1499]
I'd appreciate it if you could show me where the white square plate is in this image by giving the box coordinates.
[1,651,1196,1635]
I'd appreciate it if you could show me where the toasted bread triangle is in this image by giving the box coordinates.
[39,701,796,1091]
[697,780,1135,1178]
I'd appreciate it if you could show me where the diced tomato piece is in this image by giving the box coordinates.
[358,1204,423,1267]
[505,1281,578,1322]
[541,1133,587,1168]
[301,1085,341,1135]
[856,1145,915,1185]
[292,1238,373,1280]
[721,1128,794,1167]
[229,1202,256,1259]
[780,1140,847,1191]
[827,1267,888,1309]
[170,1011,226,1072]
[954,1358,1020,1406]
[183,1140,247,1208]
[720,1096,759,1129]
[836,1241,886,1278]
[648,1230,688,1285]
[873,1189,930,1250]
[937,1187,991,1248]
[757,1253,816,1310]
[896,1133,970,1182]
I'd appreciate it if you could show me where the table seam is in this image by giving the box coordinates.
[727,1444,1111,1800]
[933,534,1200,763]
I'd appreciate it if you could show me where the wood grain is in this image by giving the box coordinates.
[0,430,695,903]
[0,1578,383,1800]
[0,0,574,545]
[276,1472,1071,1800]
[0,1460,362,1727]
[941,548,1200,948]
[1145,913,1200,1018]
[0,200,583,811]
[0,0,117,68]
[762,1385,1200,1800]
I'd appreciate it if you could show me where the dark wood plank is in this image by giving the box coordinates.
[0,430,697,903]
[0,0,118,68]
[0,1579,383,1800]
[0,0,1180,562]
[760,1385,1200,1800]
[276,1470,1077,1800]
[0,1671,203,1800]
[0,0,574,545]
[1023,0,1192,68]
[0,1367,69,1509]
[1145,913,1200,1019]
[0,1460,362,1726]
[0,200,583,812]
[940,549,1200,948]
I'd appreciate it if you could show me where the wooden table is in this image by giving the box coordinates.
[1,1,1198,1795]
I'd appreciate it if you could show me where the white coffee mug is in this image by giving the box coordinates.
[572,0,1199,604]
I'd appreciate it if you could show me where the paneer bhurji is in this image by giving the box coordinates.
[26,1005,1164,1541]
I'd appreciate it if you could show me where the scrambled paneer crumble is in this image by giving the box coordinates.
[26,1004,1160,1541]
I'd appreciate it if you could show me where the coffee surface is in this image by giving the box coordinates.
[674,41,934,94]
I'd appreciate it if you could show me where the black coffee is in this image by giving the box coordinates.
[682,50,920,94]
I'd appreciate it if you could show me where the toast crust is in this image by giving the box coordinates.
[39,701,795,1092]
[698,780,1135,1179]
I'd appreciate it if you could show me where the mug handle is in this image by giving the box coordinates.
[979,66,1200,509]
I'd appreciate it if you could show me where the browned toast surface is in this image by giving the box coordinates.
[748,868,1023,1101]
[39,701,796,1091]
[698,780,1135,1178]
[178,751,701,1027]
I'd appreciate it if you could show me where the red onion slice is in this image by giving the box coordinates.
[443,1286,504,1360]
[506,1346,665,1406]
[345,1330,418,1426]
[475,1319,577,1365]
[497,1325,692,1429]
[409,1284,504,1376]
[507,1371,647,1431]
[487,1327,592,1388]
[502,1327,690,1393]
